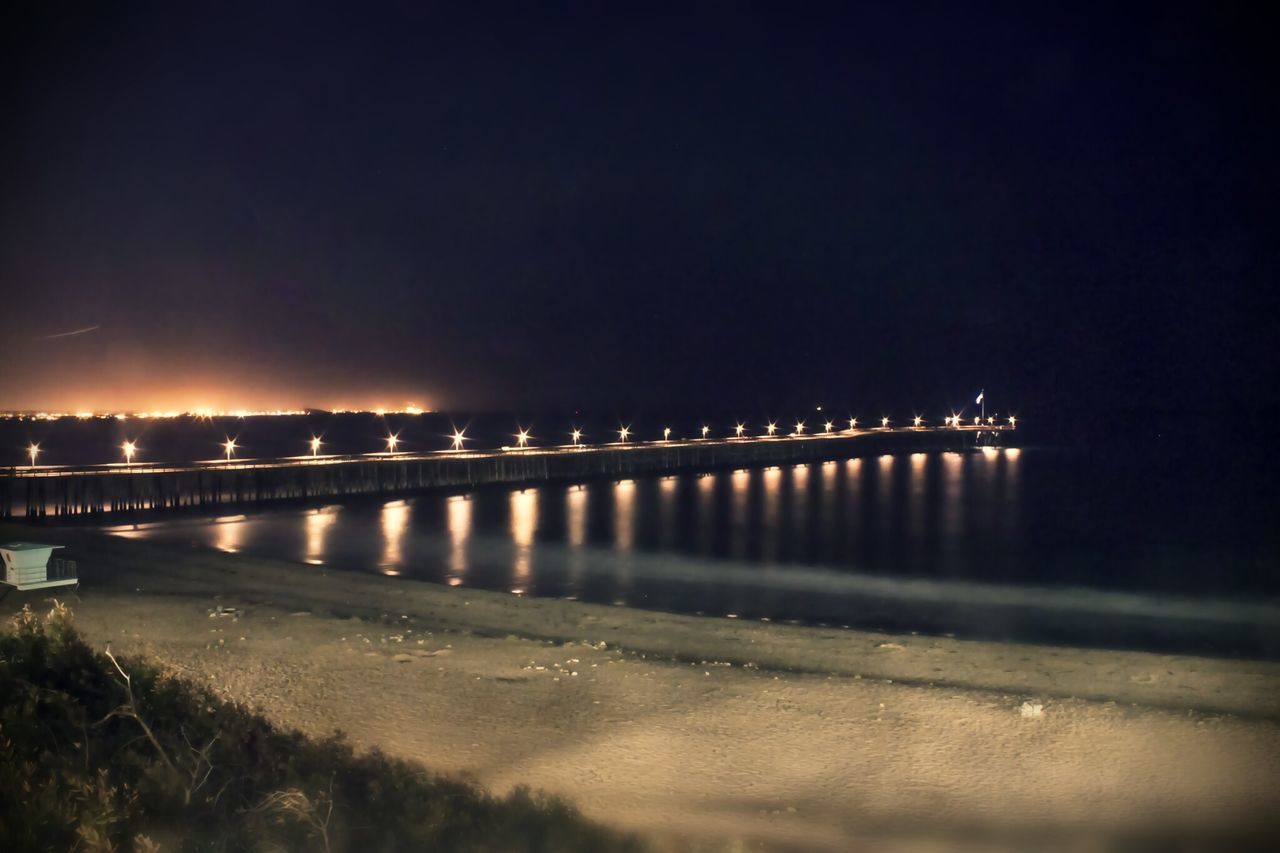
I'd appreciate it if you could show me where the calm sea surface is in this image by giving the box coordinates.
[90,435,1280,656]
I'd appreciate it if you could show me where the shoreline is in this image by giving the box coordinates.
[41,501,1280,659]
[4,524,1280,849]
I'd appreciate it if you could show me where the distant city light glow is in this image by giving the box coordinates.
[0,406,443,422]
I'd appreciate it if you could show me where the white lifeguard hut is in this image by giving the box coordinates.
[1,542,78,592]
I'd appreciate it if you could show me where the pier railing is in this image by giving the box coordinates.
[1,425,1008,518]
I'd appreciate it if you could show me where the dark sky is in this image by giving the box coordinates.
[1,1,1275,417]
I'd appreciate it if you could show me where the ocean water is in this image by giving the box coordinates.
[94,437,1280,657]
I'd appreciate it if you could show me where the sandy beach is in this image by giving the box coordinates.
[4,524,1280,851]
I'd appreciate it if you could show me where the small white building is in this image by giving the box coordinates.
[1,542,78,591]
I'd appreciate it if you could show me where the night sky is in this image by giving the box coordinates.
[2,2,1276,420]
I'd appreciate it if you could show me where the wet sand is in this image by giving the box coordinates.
[4,525,1280,850]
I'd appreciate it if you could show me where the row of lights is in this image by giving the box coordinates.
[20,414,1015,467]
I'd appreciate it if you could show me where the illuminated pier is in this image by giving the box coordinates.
[1,425,1009,518]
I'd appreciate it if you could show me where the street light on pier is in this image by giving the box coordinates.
[735,422,745,438]
[27,443,39,467]
[848,417,857,431]
[765,421,777,436]
[618,425,631,443]
[987,416,996,425]
[310,436,322,457]
[881,417,890,428]
[122,440,137,465]
[974,416,981,425]
[824,420,833,433]
[701,425,710,439]
[450,429,467,451]
[663,427,671,442]
[516,427,531,448]
[386,433,400,453]
[794,420,805,436]
[913,415,923,427]
[1008,416,1017,428]
[571,428,582,446]
[222,438,237,461]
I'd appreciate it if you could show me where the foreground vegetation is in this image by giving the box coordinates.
[0,602,643,852]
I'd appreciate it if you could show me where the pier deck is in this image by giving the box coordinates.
[1,425,1009,518]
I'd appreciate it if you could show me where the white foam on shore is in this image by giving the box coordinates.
[487,539,1280,628]
[104,516,1280,631]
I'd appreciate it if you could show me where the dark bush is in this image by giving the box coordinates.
[0,602,644,852]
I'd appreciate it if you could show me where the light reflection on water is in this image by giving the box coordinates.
[761,466,781,562]
[446,495,470,585]
[305,507,339,565]
[696,473,715,554]
[214,514,247,553]
[612,479,636,604]
[99,448,1280,651]
[380,500,409,573]
[730,469,750,559]
[658,475,677,550]
[509,489,537,594]
[565,485,587,595]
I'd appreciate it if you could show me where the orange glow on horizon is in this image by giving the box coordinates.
[1,393,435,420]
